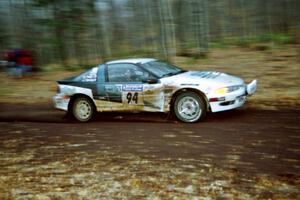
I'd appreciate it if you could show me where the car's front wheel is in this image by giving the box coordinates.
[72,96,95,122]
[173,92,206,123]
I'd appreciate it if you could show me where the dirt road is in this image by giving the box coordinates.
[0,104,299,199]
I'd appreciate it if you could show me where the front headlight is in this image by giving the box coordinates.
[215,85,244,94]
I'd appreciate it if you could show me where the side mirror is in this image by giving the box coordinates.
[143,78,158,84]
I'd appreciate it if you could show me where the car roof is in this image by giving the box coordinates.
[106,58,156,65]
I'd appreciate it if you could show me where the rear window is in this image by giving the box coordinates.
[76,67,98,82]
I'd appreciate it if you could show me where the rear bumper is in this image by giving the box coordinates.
[209,80,257,112]
[53,94,70,111]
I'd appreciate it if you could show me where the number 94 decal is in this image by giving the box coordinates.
[126,92,139,104]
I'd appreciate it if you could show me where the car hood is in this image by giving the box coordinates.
[161,71,244,89]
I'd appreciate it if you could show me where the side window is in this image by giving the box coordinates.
[107,63,147,83]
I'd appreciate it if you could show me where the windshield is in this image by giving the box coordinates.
[141,61,186,78]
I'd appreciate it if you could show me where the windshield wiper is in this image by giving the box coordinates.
[161,72,175,78]
[175,70,187,74]
[161,70,186,78]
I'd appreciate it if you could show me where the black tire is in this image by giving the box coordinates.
[72,96,95,122]
[173,92,206,123]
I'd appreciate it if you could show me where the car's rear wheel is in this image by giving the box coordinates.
[72,96,95,122]
[173,92,206,123]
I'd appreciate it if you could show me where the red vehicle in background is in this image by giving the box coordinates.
[4,49,34,77]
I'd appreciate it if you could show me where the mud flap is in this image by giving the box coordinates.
[247,80,257,96]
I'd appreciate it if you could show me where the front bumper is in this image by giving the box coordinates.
[209,80,257,112]
[246,79,257,95]
[53,94,70,111]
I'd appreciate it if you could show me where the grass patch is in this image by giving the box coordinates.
[184,57,198,65]
[0,86,11,96]
[210,33,296,50]
[255,33,294,44]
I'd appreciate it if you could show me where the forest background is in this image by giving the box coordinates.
[0,0,299,68]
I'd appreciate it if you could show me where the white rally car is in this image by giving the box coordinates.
[53,58,257,122]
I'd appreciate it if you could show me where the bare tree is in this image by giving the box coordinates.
[1,0,300,67]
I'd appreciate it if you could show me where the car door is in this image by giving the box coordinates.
[105,63,146,111]
[95,62,165,112]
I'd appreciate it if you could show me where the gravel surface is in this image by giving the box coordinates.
[0,105,299,199]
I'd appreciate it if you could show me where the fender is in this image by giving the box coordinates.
[53,85,94,111]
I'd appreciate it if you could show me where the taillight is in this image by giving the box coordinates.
[56,85,60,93]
